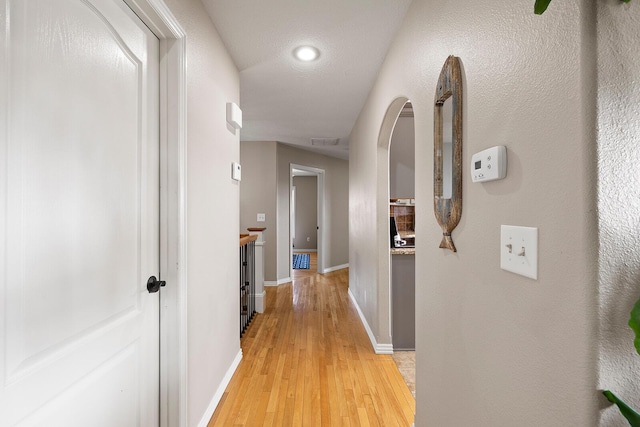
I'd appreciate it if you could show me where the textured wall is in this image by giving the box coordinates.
[162,0,241,424]
[349,0,599,425]
[240,141,278,281]
[292,176,318,250]
[597,1,640,425]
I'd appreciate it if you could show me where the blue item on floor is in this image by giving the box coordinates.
[292,253,310,269]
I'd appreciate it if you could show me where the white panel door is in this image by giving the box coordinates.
[0,0,160,425]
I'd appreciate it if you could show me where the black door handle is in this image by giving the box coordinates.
[147,276,166,293]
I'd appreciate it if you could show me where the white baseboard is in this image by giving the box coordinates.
[293,248,317,253]
[348,289,393,355]
[376,342,393,354]
[264,277,291,287]
[197,349,243,427]
[255,290,266,313]
[323,263,349,274]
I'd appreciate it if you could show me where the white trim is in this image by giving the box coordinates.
[293,248,317,253]
[196,349,243,427]
[376,343,394,354]
[123,0,183,38]
[323,263,349,274]
[376,97,411,354]
[348,289,393,355]
[122,2,188,427]
[255,290,266,312]
[291,185,296,241]
[264,277,292,287]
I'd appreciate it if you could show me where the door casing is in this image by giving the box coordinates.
[121,1,187,426]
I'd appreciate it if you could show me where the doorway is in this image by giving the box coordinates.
[290,164,325,277]
[389,100,416,398]
[374,97,409,347]
[292,174,318,252]
[389,101,416,352]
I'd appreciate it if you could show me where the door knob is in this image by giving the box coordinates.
[147,276,166,293]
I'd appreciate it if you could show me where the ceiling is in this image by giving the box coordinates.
[202,0,413,159]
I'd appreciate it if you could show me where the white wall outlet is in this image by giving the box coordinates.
[257,213,265,222]
[231,162,241,181]
[500,225,538,280]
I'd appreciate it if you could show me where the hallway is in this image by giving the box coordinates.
[208,258,415,426]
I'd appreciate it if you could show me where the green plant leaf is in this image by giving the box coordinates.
[629,296,640,355]
[534,0,553,14]
[536,0,630,15]
[604,390,640,427]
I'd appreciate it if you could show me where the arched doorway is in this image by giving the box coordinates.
[375,97,415,351]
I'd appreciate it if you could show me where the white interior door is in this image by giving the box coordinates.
[0,0,160,425]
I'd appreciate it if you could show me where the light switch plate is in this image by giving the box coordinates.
[500,225,538,280]
[257,213,265,222]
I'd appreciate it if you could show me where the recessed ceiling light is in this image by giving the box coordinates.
[293,46,320,62]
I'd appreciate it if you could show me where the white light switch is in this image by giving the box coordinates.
[500,225,538,280]
[257,213,265,222]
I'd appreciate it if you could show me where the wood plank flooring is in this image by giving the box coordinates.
[208,253,415,426]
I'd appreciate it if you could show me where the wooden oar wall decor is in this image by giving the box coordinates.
[433,55,463,252]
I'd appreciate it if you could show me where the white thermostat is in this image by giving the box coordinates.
[471,145,507,183]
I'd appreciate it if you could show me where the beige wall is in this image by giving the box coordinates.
[239,141,278,280]
[163,0,241,424]
[293,176,318,250]
[349,0,599,425]
[240,142,349,281]
[597,1,640,426]
[389,116,415,198]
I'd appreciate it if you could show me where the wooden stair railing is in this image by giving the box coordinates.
[239,234,258,336]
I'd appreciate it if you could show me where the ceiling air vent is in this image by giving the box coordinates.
[311,138,340,146]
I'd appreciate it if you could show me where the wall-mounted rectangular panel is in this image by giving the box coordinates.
[471,145,507,183]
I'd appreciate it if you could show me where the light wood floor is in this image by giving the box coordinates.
[208,253,415,426]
